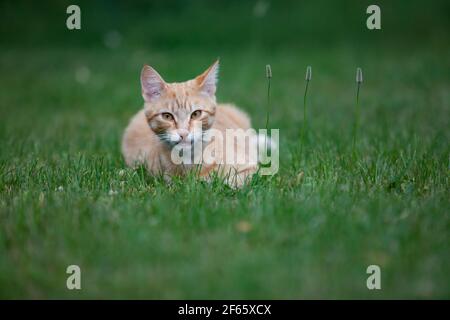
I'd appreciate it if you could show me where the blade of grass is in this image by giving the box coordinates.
[300,66,312,156]
[265,64,272,130]
[352,67,363,156]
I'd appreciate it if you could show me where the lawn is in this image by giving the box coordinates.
[0,0,449,298]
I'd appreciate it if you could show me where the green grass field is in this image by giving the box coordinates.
[0,1,449,298]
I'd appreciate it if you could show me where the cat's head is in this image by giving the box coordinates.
[141,60,219,148]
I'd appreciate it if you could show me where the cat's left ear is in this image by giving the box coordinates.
[195,60,219,97]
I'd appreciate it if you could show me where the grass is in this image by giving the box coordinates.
[300,66,311,155]
[352,67,363,155]
[0,0,449,299]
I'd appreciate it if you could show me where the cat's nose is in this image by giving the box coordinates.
[178,129,189,141]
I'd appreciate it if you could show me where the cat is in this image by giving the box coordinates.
[121,60,263,187]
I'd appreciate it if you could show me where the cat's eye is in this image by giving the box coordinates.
[191,110,202,120]
[161,112,174,121]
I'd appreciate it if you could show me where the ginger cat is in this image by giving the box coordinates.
[121,60,260,187]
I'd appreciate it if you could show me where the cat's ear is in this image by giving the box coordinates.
[195,60,219,97]
[141,65,167,103]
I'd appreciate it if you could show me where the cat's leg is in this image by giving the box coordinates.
[121,109,164,174]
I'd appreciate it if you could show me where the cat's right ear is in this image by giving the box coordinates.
[141,65,167,103]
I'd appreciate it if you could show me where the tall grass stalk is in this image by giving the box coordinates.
[300,66,312,155]
[352,67,363,155]
[265,64,272,130]
[263,64,272,154]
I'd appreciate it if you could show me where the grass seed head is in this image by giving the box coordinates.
[305,66,312,81]
[266,64,272,78]
[356,67,363,83]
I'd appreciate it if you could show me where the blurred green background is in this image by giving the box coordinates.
[0,0,449,298]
